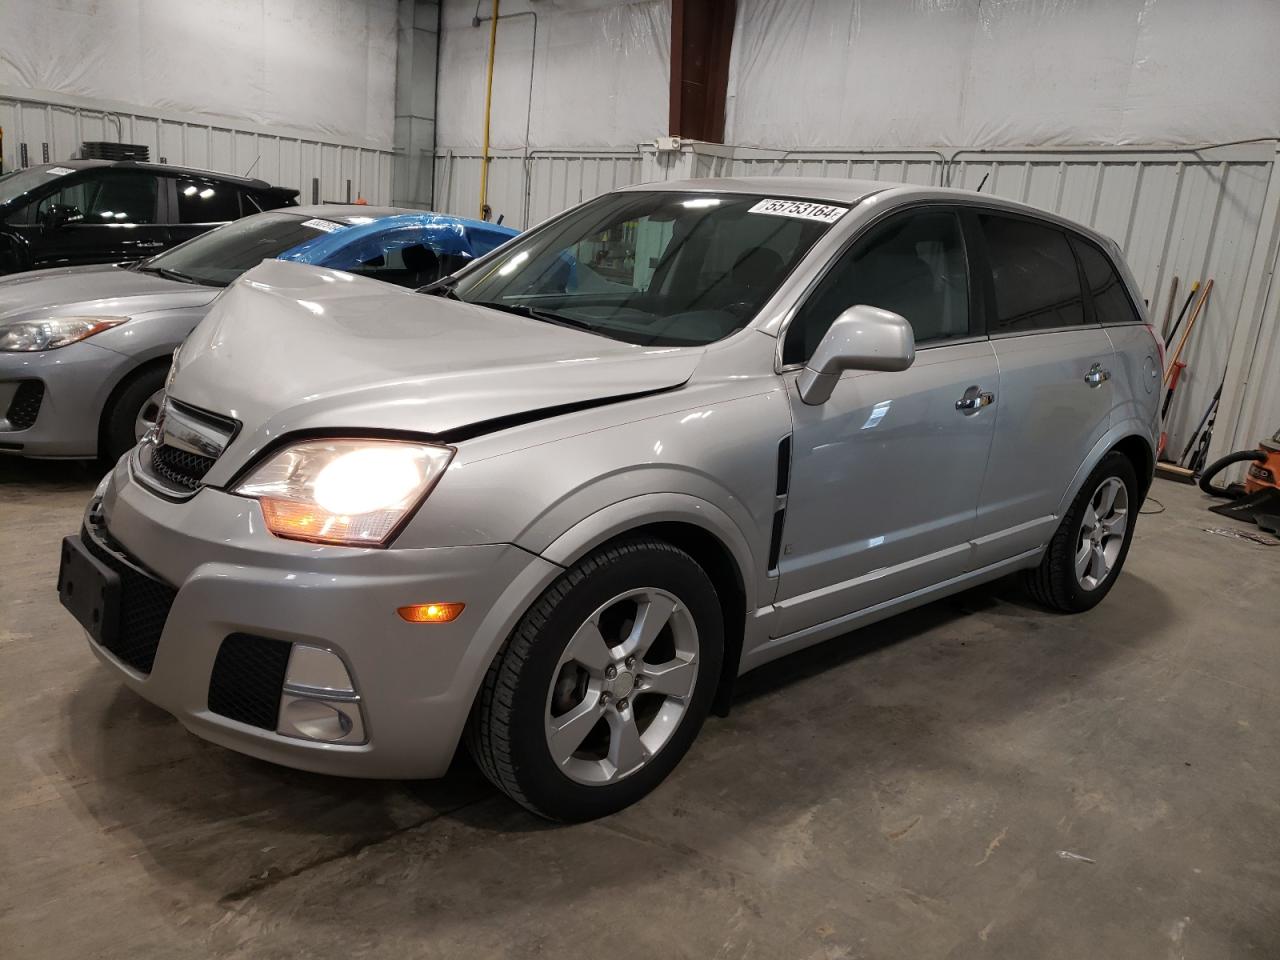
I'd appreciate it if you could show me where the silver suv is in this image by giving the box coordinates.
[58,178,1161,821]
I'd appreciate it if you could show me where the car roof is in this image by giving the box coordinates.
[618,176,1119,250]
[284,204,416,222]
[621,176,891,205]
[36,158,289,191]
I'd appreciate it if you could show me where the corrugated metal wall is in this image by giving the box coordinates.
[433,150,644,228]
[434,142,1279,463]
[0,91,394,204]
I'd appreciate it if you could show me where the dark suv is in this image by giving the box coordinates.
[0,160,299,274]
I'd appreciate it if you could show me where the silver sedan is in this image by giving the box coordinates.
[0,205,515,460]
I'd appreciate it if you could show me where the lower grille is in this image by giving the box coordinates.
[150,443,216,491]
[82,527,176,674]
[6,380,44,430]
[208,634,293,730]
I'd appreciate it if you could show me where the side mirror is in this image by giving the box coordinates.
[796,305,915,405]
[43,203,84,230]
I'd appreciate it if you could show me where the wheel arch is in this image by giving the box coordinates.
[540,494,759,717]
[1057,421,1156,517]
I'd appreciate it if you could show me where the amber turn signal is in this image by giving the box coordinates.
[397,603,465,624]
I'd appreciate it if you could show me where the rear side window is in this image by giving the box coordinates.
[1072,237,1141,325]
[175,179,241,224]
[783,209,970,364]
[979,215,1085,332]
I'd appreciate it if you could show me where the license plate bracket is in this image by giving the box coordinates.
[58,535,122,646]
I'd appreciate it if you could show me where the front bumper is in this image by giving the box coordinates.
[81,455,562,778]
[0,342,129,457]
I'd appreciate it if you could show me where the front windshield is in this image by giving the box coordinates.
[450,191,841,346]
[141,211,346,286]
[0,165,69,208]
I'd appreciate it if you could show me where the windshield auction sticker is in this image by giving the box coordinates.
[46,166,76,176]
[748,199,847,223]
[300,218,343,233]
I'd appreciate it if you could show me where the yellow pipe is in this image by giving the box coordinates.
[479,0,500,219]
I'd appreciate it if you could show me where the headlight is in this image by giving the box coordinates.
[0,316,128,352]
[232,438,454,546]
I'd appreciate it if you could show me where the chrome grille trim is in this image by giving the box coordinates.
[134,397,240,500]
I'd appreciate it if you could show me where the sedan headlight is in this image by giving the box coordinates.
[232,438,454,546]
[0,316,128,352]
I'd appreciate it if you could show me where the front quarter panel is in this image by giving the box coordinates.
[398,378,792,609]
[88,303,215,365]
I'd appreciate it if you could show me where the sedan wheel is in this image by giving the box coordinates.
[545,587,699,785]
[134,388,166,442]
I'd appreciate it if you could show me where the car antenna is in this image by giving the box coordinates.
[242,155,261,178]
[975,172,990,192]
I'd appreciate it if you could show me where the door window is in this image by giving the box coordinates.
[175,179,242,224]
[783,209,970,365]
[33,170,158,225]
[980,215,1085,332]
[1072,236,1141,325]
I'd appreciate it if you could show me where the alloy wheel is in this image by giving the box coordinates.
[544,587,699,785]
[1075,476,1129,591]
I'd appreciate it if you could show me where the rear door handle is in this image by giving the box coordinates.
[955,390,995,412]
[134,241,165,249]
[1084,363,1111,386]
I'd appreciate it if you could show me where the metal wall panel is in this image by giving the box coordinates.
[433,150,644,228]
[0,92,394,204]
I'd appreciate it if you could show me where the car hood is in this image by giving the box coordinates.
[0,263,220,322]
[170,260,702,462]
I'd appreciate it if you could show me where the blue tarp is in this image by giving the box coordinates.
[278,213,518,270]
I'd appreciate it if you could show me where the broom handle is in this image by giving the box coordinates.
[1160,275,1179,340]
[1164,279,1213,386]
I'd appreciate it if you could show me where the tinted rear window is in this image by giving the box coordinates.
[1072,236,1140,325]
[980,214,1085,332]
[175,179,241,223]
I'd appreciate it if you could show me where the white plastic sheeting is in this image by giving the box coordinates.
[726,0,1280,149]
[435,0,669,151]
[0,0,397,147]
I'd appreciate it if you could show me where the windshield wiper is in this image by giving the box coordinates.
[137,264,202,285]
[467,300,598,333]
[417,275,461,299]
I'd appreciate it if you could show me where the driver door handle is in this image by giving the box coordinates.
[1084,363,1111,386]
[955,390,995,412]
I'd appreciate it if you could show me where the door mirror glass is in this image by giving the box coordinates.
[44,203,84,230]
[796,304,915,405]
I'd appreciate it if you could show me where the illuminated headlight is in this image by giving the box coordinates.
[232,438,454,546]
[0,316,128,352]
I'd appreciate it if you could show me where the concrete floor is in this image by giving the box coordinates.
[2,460,1278,959]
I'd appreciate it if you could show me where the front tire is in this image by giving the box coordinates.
[1023,451,1138,613]
[467,538,724,822]
[101,366,167,462]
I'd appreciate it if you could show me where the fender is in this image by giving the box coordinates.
[1056,415,1156,517]
[540,491,761,610]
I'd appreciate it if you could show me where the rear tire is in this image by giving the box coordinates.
[101,365,167,463]
[1023,451,1138,613]
[467,538,723,822]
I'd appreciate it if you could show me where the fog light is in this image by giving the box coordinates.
[284,644,355,693]
[397,602,464,623]
[277,644,365,744]
[278,694,364,743]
